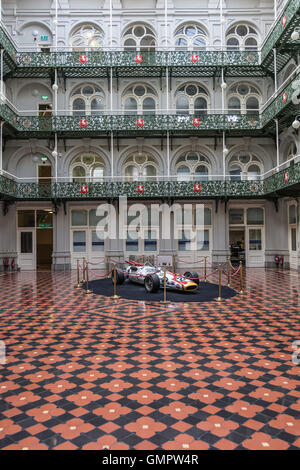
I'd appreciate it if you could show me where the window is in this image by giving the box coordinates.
[175,83,209,115]
[249,229,262,251]
[227,83,261,115]
[71,210,88,226]
[175,24,207,50]
[70,24,104,50]
[247,208,264,225]
[226,24,259,51]
[228,152,263,181]
[123,24,156,51]
[291,228,297,252]
[144,230,157,252]
[229,209,244,225]
[21,233,33,254]
[178,229,191,251]
[123,84,157,115]
[18,210,35,227]
[70,84,105,116]
[197,229,210,251]
[71,154,106,182]
[73,231,86,252]
[176,151,211,181]
[123,152,158,181]
[289,205,297,225]
[91,231,104,252]
[126,231,139,252]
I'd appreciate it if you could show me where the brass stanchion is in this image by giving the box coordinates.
[227,257,231,287]
[204,256,208,282]
[214,264,224,302]
[85,262,92,295]
[160,265,170,305]
[81,257,86,284]
[74,259,81,288]
[111,264,120,300]
[239,260,245,295]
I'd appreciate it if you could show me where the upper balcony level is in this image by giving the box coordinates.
[1,67,299,138]
[0,0,299,79]
[1,157,300,202]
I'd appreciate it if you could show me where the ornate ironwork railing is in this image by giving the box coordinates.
[261,0,300,61]
[1,161,299,201]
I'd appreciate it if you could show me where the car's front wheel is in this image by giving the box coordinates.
[144,274,160,293]
[184,271,199,286]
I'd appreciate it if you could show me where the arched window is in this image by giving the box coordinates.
[227,83,261,115]
[176,151,211,181]
[228,152,263,181]
[226,24,259,50]
[71,154,106,182]
[70,24,104,50]
[123,24,156,51]
[123,84,157,115]
[174,24,207,50]
[175,83,209,115]
[70,84,105,116]
[123,153,158,181]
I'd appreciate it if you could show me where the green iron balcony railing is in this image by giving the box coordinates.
[1,159,299,202]
[0,0,299,78]
[0,69,299,135]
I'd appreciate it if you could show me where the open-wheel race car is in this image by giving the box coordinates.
[112,260,199,293]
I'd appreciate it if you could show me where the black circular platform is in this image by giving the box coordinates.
[83,279,237,303]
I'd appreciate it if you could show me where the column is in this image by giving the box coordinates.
[0,203,18,271]
[264,199,289,268]
[212,200,230,263]
[52,202,71,270]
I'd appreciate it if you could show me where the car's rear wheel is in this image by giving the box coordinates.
[144,274,160,293]
[184,271,199,286]
[112,270,125,285]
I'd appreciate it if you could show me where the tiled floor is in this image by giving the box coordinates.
[0,268,299,450]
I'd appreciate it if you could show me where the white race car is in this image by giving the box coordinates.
[112,261,199,293]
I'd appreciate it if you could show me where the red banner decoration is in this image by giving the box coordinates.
[193,118,200,127]
[284,172,289,183]
[80,119,88,127]
[135,54,143,63]
[193,184,202,193]
[137,185,145,194]
[80,55,88,63]
[80,184,88,194]
[282,14,287,28]
[191,54,199,63]
[282,92,287,103]
[136,118,144,127]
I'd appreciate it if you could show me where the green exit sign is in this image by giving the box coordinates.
[41,95,48,100]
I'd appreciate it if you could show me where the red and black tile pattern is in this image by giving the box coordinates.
[0,268,299,450]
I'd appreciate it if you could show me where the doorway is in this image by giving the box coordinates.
[38,165,52,183]
[37,229,53,270]
[229,229,245,266]
[38,104,52,116]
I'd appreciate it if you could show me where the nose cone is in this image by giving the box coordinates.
[183,282,198,292]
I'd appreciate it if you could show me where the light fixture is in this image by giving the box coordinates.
[221,81,227,90]
[52,150,58,158]
[220,17,226,25]
[52,83,58,91]
[32,89,39,96]
[223,147,229,156]
[32,30,39,37]
[32,156,39,162]
[53,19,58,26]
[292,116,300,129]
[291,29,299,41]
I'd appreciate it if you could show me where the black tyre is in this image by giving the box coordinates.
[184,271,199,286]
[144,274,160,293]
[112,269,125,285]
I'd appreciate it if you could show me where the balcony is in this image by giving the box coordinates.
[0,68,299,137]
[0,0,299,79]
[1,160,299,202]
